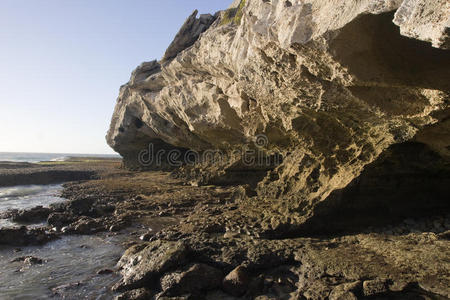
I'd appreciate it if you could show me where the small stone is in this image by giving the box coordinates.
[139,232,153,241]
[160,263,223,296]
[24,256,43,265]
[222,265,250,297]
[109,225,122,232]
[10,206,52,223]
[0,227,57,246]
[47,212,75,228]
[52,282,83,295]
[97,268,114,275]
[114,240,189,292]
[11,256,44,265]
[363,279,389,296]
[70,217,103,234]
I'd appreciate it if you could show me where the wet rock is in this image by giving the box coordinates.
[97,268,115,275]
[11,256,44,265]
[160,263,223,297]
[139,231,154,241]
[0,226,57,246]
[92,204,115,217]
[115,288,152,300]
[52,282,83,296]
[114,240,190,291]
[109,224,124,232]
[7,206,52,223]
[0,168,97,187]
[67,216,104,234]
[44,159,449,298]
[47,212,75,228]
[48,201,67,212]
[222,265,250,297]
[67,196,96,215]
[363,279,389,297]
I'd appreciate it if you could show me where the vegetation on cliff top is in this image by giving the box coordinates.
[221,0,246,26]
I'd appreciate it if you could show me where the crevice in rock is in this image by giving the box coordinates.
[297,141,450,235]
[330,11,450,91]
[207,153,283,195]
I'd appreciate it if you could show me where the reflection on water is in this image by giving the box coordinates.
[0,184,64,213]
[0,233,124,300]
[0,185,124,299]
[0,184,64,228]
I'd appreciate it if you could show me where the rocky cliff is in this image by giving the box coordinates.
[107,0,450,234]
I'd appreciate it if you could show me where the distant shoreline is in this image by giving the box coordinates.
[0,157,121,187]
[0,152,121,164]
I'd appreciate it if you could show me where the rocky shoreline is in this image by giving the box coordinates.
[2,0,449,298]
[102,2,450,297]
[0,158,126,246]
[1,163,448,299]
[0,158,119,187]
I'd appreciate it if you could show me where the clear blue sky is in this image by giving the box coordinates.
[0,0,228,155]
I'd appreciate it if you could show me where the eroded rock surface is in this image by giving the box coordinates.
[162,10,216,62]
[394,0,450,49]
[106,172,449,299]
[106,1,450,297]
[114,240,190,291]
[107,0,450,234]
[0,226,57,246]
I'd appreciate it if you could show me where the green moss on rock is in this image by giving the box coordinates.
[221,0,246,26]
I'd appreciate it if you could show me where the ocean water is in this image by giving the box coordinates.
[0,184,125,299]
[0,233,124,299]
[0,151,119,226]
[0,152,120,163]
[0,153,125,299]
[0,184,64,228]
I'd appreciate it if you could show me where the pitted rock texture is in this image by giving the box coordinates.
[394,0,450,49]
[107,0,450,232]
[113,240,190,291]
[162,10,216,62]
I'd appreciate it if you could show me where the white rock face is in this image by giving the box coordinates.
[394,0,450,49]
[107,0,450,227]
